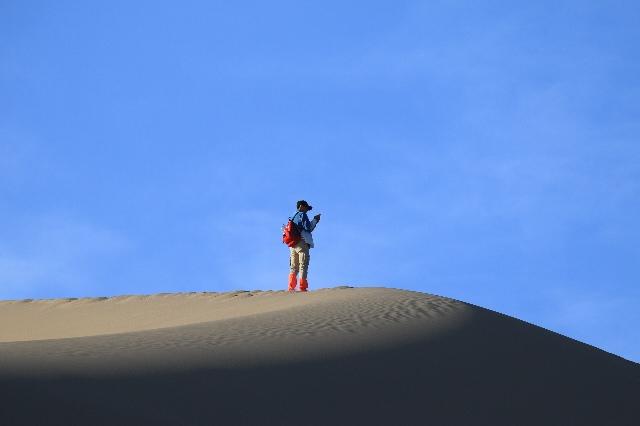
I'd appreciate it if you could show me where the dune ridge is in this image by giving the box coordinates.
[1,286,638,425]
[0,287,464,343]
[0,287,469,375]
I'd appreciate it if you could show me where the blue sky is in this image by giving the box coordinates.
[1,1,639,361]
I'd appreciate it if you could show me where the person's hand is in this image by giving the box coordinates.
[314,214,321,222]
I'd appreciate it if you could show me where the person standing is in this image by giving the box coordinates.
[288,200,321,292]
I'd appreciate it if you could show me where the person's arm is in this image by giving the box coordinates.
[301,213,317,232]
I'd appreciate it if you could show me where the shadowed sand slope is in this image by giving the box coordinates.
[0,287,638,425]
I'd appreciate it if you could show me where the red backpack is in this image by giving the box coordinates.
[282,212,301,247]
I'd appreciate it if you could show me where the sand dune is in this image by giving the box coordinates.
[0,286,638,425]
[1,287,418,342]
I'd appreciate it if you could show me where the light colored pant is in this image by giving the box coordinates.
[289,239,310,279]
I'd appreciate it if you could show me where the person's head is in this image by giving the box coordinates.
[296,200,313,213]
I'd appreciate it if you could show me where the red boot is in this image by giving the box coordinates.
[288,273,297,292]
[299,278,309,292]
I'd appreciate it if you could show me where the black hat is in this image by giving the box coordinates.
[296,200,313,210]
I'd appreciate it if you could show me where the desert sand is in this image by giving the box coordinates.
[0,286,638,425]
